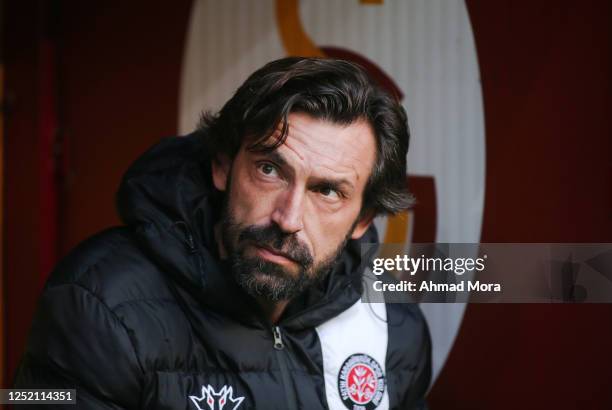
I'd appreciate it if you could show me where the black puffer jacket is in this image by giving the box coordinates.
[15,134,431,409]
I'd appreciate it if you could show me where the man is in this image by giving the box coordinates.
[15,57,431,409]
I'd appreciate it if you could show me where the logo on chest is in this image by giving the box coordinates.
[189,385,244,410]
[338,353,386,410]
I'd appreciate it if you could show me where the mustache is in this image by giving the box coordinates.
[238,224,313,267]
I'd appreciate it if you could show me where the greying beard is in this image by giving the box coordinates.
[230,234,350,302]
[220,204,355,302]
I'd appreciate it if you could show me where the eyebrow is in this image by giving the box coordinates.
[265,151,288,168]
[261,151,356,192]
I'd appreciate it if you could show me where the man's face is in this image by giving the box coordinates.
[213,112,376,301]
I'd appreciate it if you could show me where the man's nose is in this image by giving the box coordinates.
[271,187,304,234]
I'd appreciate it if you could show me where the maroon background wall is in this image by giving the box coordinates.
[3,0,612,408]
[4,0,193,387]
[429,1,612,409]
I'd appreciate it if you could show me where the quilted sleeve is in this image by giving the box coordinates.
[13,283,144,409]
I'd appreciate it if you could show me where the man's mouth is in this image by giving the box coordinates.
[253,244,298,266]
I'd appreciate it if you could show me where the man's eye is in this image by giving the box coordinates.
[317,186,341,200]
[258,162,279,177]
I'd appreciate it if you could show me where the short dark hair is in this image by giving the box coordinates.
[197,56,413,216]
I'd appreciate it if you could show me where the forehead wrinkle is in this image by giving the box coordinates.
[277,113,375,189]
[282,133,360,173]
[281,139,360,184]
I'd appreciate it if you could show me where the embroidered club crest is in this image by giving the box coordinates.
[189,385,244,410]
[338,353,386,409]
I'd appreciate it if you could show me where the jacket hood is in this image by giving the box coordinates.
[116,133,379,330]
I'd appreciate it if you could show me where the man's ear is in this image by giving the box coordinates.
[350,210,376,240]
[211,155,231,192]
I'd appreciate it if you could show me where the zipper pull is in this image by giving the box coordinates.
[272,326,284,350]
[185,230,198,254]
[174,221,198,254]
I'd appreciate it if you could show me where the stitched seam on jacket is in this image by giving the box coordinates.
[151,368,319,376]
[60,282,147,377]
[112,297,179,311]
[69,231,173,311]
[19,352,128,407]
[65,232,125,284]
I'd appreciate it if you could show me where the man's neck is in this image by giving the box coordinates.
[256,298,290,324]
